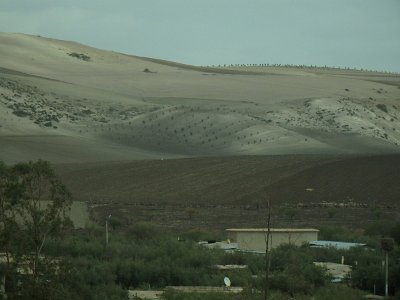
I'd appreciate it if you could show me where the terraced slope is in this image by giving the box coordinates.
[1,33,400,164]
[55,155,400,230]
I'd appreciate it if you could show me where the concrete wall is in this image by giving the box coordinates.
[16,201,91,229]
[227,231,318,252]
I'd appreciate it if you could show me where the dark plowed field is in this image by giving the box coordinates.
[56,154,400,230]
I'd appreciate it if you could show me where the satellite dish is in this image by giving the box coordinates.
[224,276,231,287]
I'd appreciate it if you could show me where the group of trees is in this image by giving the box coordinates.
[0,160,72,299]
[2,160,400,299]
[41,226,400,300]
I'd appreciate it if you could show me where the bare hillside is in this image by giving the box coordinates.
[1,33,400,163]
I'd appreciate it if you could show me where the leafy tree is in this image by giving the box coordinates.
[0,161,23,296]
[365,220,395,237]
[108,216,122,230]
[125,222,160,241]
[14,160,72,274]
[269,244,327,296]
[1,160,73,299]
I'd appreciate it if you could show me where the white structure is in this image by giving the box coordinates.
[309,240,366,250]
[314,262,351,283]
[226,228,319,252]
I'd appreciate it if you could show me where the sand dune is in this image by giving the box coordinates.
[1,32,400,163]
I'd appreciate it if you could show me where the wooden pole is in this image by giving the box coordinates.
[264,195,271,300]
[385,251,389,297]
[106,220,109,246]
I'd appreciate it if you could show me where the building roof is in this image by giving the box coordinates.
[309,240,366,250]
[226,228,319,233]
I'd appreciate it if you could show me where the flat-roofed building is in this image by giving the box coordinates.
[226,228,319,252]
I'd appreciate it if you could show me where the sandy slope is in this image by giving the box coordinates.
[1,32,400,163]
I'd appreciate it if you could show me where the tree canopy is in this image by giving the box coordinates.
[0,160,72,299]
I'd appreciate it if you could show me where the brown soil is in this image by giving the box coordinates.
[55,154,400,231]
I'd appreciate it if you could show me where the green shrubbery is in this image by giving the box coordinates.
[162,285,366,300]
[6,161,398,299]
[68,52,91,61]
[2,160,400,299]
[38,222,400,298]
[178,228,224,242]
[365,220,395,237]
[125,221,162,240]
[4,221,400,299]
[268,245,328,295]
[163,289,238,300]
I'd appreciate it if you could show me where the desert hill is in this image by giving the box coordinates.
[1,33,400,230]
[1,33,400,163]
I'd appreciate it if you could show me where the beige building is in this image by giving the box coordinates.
[226,228,319,252]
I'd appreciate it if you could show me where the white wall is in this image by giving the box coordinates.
[228,231,318,252]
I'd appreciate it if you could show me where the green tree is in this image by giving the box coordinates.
[0,161,23,296]
[269,245,327,296]
[11,160,72,299]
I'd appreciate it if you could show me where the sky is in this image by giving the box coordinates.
[1,0,400,72]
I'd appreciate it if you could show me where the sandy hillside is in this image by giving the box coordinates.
[1,32,400,163]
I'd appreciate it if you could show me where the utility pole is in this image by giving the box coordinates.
[106,214,112,246]
[264,193,271,300]
[385,251,389,297]
[380,237,394,297]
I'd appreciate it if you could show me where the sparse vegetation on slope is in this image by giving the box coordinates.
[68,52,91,61]
[1,33,400,163]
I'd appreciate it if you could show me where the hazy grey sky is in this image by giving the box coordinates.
[1,0,399,72]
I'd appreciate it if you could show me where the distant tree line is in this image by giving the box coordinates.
[202,63,398,74]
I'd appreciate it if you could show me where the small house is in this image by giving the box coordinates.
[226,228,319,253]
